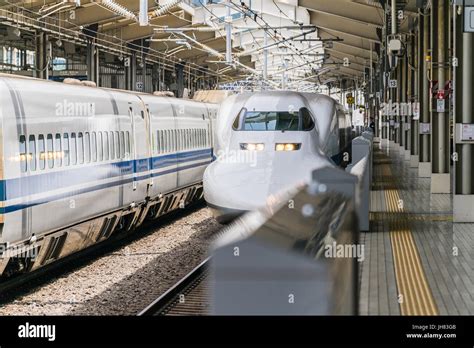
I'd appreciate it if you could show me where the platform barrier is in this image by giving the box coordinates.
[210,132,374,315]
[347,132,374,232]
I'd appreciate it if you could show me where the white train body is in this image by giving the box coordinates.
[0,74,218,277]
[204,91,352,223]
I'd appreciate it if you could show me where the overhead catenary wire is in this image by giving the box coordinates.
[1,0,222,80]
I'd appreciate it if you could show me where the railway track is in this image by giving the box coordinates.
[139,257,211,316]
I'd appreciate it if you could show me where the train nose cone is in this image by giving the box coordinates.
[204,161,271,213]
[204,151,330,222]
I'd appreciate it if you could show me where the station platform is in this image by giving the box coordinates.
[359,141,474,316]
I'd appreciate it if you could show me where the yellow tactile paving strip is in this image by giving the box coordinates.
[379,159,439,316]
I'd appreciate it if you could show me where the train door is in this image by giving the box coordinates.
[205,104,216,151]
[129,104,138,193]
[137,98,154,196]
[128,102,149,201]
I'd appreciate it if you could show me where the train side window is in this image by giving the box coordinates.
[19,135,27,173]
[181,130,184,150]
[38,134,46,170]
[120,131,125,159]
[46,134,54,169]
[232,108,246,130]
[156,130,161,153]
[168,130,172,153]
[55,134,62,167]
[175,130,178,152]
[168,129,173,152]
[28,135,36,171]
[78,132,84,164]
[162,130,166,153]
[98,132,103,161]
[115,131,120,159]
[168,130,171,152]
[70,133,77,165]
[109,131,115,160]
[63,133,70,166]
[156,131,160,154]
[184,130,187,150]
[169,130,172,152]
[92,132,97,162]
[163,130,166,153]
[300,108,316,131]
[126,131,130,156]
[169,129,174,152]
[172,130,175,152]
[151,130,155,153]
[104,132,109,160]
[175,130,179,152]
[161,130,165,153]
[84,132,91,163]
[162,131,165,153]
[173,130,176,152]
[181,130,184,151]
[126,131,130,158]
[176,130,180,151]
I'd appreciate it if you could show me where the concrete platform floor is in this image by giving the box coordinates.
[359,141,474,315]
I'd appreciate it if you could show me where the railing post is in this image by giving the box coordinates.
[346,136,372,232]
[362,131,374,182]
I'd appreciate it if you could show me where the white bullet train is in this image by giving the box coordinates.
[203,91,352,223]
[0,74,218,278]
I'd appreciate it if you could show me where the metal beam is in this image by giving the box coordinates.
[300,0,383,28]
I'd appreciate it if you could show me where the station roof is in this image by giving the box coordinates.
[0,0,418,90]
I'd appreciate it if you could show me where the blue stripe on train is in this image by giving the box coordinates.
[0,160,212,214]
[0,149,212,202]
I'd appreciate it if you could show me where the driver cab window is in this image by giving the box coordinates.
[233,107,315,132]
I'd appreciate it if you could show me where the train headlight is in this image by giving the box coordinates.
[240,143,265,151]
[275,143,301,151]
[275,144,285,151]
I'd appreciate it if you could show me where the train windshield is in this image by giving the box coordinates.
[233,107,315,131]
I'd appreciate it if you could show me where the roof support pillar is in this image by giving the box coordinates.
[430,0,451,193]
[35,31,49,80]
[454,4,474,221]
[86,38,99,84]
[419,7,431,178]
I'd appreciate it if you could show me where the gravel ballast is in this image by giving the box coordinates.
[0,207,221,315]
